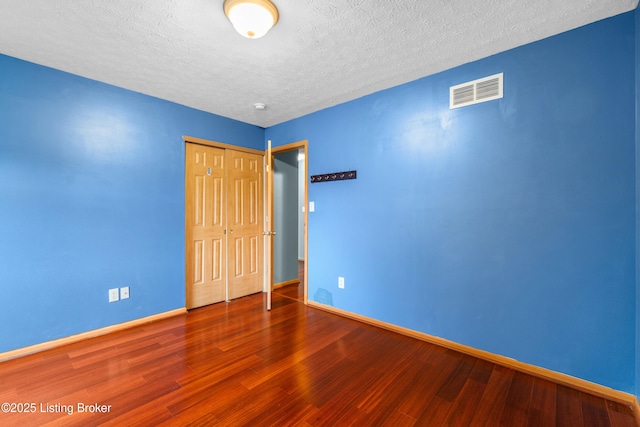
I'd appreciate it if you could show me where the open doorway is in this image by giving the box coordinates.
[271,143,307,303]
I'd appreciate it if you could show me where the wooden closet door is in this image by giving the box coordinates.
[185,144,226,309]
[226,149,264,300]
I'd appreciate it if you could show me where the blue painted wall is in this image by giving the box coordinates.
[0,54,263,352]
[267,13,636,393]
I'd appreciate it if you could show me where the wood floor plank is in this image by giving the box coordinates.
[276,347,352,403]
[557,384,585,426]
[353,343,431,415]
[170,357,262,413]
[0,292,635,426]
[527,376,557,427]
[416,395,454,425]
[500,370,535,427]
[239,317,358,391]
[444,361,493,426]
[580,392,611,427]
[606,401,637,427]
[469,364,515,427]
[436,353,479,402]
[98,405,176,427]
[446,378,487,426]
[378,410,418,427]
[211,382,290,425]
[351,348,432,425]
[397,347,463,419]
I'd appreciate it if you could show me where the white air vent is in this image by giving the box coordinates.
[450,73,503,109]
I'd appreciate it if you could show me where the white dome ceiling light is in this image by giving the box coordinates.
[223,0,279,39]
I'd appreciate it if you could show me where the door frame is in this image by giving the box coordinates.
[184,136,265,156]
[268,140,309,304]
[183,135,266,308]
[183,135,309,308]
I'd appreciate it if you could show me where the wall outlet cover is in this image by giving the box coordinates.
[109,288,119,302]
[120,287,130,299]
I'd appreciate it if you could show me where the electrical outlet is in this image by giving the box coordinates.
[120,287,130,300]
[108,288,119,303]
[338,277,345,289]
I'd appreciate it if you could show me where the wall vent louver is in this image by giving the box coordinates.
[450,73,503,109]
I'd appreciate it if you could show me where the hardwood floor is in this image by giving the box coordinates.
[0,292,636,426]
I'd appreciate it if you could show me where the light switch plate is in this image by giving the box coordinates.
[309,201,315,212]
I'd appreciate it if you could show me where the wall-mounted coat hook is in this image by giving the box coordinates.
[310,170,357,183]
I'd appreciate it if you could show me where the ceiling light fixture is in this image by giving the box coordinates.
[223,0,279,39]
[254,103,267,111]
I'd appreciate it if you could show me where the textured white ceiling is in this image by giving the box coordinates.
[0,0,637,128]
